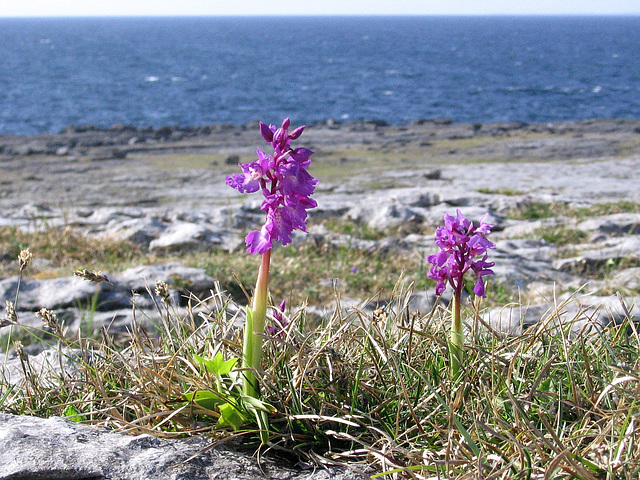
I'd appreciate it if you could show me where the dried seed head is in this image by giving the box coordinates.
[154,281,172,305]
[373,307,387,323]
[74,269,110,284]
[5,301,17,323]
[36,308,59,330]
[14,341,27,361]
[18,248,33,271]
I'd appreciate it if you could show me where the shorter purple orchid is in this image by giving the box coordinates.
[427,210,496,298]
[266,299,289,339]
[226,118,318,254]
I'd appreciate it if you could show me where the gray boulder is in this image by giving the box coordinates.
[578,213,640,238]
[112,263,214,296]
[0,413,370,480]
[482,304,550,336]
[482,294,638,337]
[105,216,166,246]
[365,203,424,230]
[555,237,640,276]
[610,267,640,291]
[491,239,579,291]
[1,263,215,316]
[96,263,216,310]
[149,222,221,251]
[482,302,605,337]
[0,276,99,311]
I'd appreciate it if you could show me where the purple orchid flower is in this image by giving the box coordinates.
[427,210,496,298]
[226,118,318,254]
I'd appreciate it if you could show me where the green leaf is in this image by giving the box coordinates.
[241,394,277,414]
[539,377,553,392]
[241,395,275,444]
[453,415,481,458]
[218,402,249,430]
[243,401,270,444]
[62,405,84,422]
[182,390,224,411]
[194,353,239,376]
[574,454,608,476]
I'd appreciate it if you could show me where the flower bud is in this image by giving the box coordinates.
[289,125,305,139]
[259,122,273,142]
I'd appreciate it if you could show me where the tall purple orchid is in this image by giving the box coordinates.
[226,119,317,442]
[427,209,495,378]
[226,118,318,255]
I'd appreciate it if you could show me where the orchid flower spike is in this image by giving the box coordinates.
[226,118,318,254]
[427,210,496,297]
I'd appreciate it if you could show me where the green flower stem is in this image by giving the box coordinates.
[242,249,271,399]
[450,287,463,379]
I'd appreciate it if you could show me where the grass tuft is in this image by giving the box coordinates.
[1,274,638,478]
[508,200,640,221]
[0,226,144,277]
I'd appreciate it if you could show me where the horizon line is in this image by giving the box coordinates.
[2,13,640,19]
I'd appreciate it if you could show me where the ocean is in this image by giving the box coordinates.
[0,15,639,135]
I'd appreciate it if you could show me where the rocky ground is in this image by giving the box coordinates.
[1,118,640,478]
[0,413,367,480]
[1,118,640,329]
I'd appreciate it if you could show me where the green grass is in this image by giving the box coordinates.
[477,187,524,196]
[2,198,640,477]
[2,268,638,478]
[0,222,426,307]
[533,226,589,246]
[0,226,144,278]
[196,241,431,307]
[320,218,389,241]
[508,200,640,221]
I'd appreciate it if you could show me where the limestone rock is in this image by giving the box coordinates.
[555,237,640,276]
[578,213,640,237]
[491,239,579,290]
[482,304,550,336]
[0,276,99,311]
[610,267,640,291]
[365,203,424,230]
[112,263,214,296]
[149,222,220,251]
[105,216,166,246]
[482,294,638,337]
[0,413,370,480]
[98,263,216,310]
[422,205,504,231]
[0,263,215,318]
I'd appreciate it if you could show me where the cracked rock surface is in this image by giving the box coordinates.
[0,414,369,480]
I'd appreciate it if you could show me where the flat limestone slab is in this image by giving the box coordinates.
[0,413,370,480]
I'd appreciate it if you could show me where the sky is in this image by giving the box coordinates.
[0,0,639,17]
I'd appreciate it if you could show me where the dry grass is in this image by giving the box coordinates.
[1,267,639,479]
[0,225,144,278]
[1,196,639,478]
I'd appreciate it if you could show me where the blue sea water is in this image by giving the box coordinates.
[0,16,639,135]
